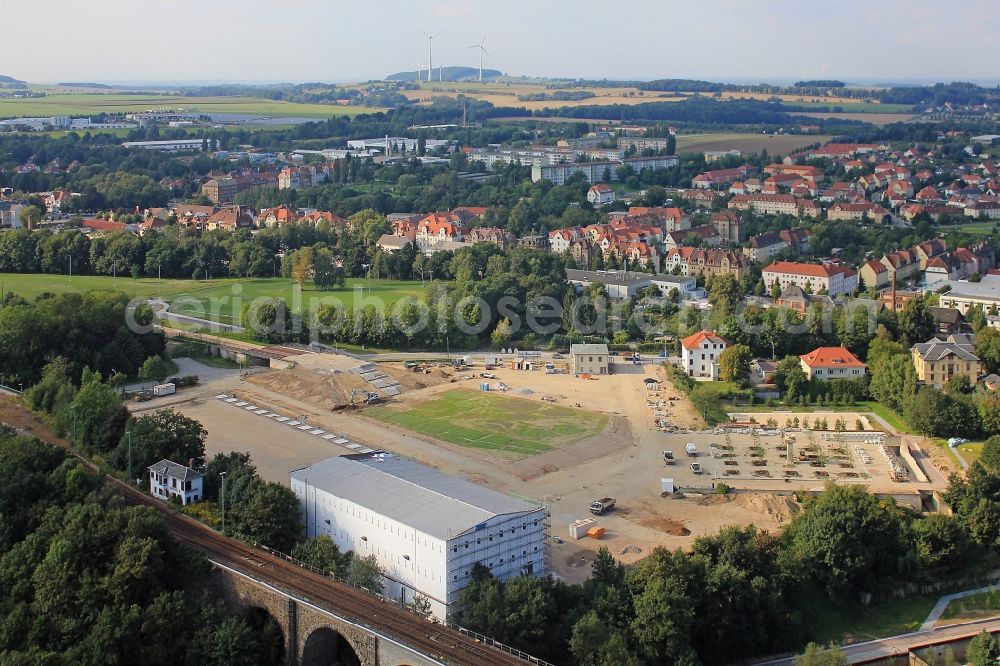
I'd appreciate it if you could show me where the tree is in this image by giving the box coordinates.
[71,371,129,453]
[491,318,513,348]
[139,355,171,383]
[311,247,345,290]
[116,409,207,478]
[18,205,42,230]
[897,297,934,346]
[912,514,972,574]
[346,553,385,592]
[719,344,752,386]
[966,630,1000,666]
[785,484,910,603]
[290,247,313,286]
[775,355,808,401]
[291,535,345,574]
[978,435,1000,473]
[228,480,302,551]
[794,642,849,666]
[975,327,1000,374]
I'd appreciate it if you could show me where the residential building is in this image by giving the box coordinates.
[762,261,858,297]
[763,164,824,182]
[692,166,752,189]
[775,284,835,313]
[799,347,867,381]
[531,155,678,184]
[148,459,203,506]
[744,232,788,263]
[910,335,981,388]
[929,307,965,336]
[827,202,888,223]
[859,259,890,290]
[663,248,749,280]
[915,239,949,270]
[587,184,616,205]
[779,227,813,254]
[681,331,729,379]
[570,344,610,376]
[201,178,238,204]
[728,193,801,216]
[291,454,548,620]
[650,274,698,299]
[710,210,745,244]
[466,227,516,250]
[880,249,921,283]
[665,225,720,249]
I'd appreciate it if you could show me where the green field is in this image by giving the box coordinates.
[366,388,609,457]
[674,132,833,155]
[167,278,427,324]
[0,94,377,120]
[804,591,938,644]
[0,272,206,301]
[777,101,915,113]
[935,220,1000,236]
[0,274,427,323]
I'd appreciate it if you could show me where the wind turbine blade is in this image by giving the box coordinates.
[481,47,490,56]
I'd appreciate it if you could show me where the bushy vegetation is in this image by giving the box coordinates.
[0,433,285,665]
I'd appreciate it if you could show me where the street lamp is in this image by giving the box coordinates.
[219,471,227,534]
[126,431,132,484]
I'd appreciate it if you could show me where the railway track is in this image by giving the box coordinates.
[0,399,534,666]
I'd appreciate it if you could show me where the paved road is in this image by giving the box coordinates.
[122,357,245,394]
[920,582,1000,631]
[148,297,244,333]
[758,617,1000,665]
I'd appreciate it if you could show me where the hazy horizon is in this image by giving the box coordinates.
[5,0,999,84]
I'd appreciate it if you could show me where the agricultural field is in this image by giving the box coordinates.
[0,93,375,120]
[365,388,609,457]
[674,132,833,155]
[797,111,917,126]
[401,81,671,110]
[166,277,427,325]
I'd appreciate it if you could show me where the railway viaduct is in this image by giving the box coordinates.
[212,561,438,666]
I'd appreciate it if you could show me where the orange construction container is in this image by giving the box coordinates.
[587,527,606,539]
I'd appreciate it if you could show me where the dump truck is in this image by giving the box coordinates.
[590,497,616,515]
[152,383,176,397]
[686,442,699,457]
[663,450,675,465]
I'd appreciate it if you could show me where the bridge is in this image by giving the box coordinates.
[0,399,546,666]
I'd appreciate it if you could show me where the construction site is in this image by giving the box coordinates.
[153,346,958,583]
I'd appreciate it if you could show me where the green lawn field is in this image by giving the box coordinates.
[167,277,427,324]
[674,132,833,155]
[366,388,609,457]
[0,94,378,120]
[935,220,1000,236]
[0,274,427,324]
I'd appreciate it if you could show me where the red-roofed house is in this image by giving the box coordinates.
[799,347,867,381]
[415,212,467,250]
[681,331,730,379]
[762,261,858,297]
[82,219,128,234]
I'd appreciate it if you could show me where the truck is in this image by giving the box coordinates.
[590,497,616,515]
[662,450,675,465]
[686,442,699,457]
[152,383,176,397]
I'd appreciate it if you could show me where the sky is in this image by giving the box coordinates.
[4,0,998,85]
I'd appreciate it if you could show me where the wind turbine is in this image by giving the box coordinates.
[467,34,489,83]
[421,30,443,83]
[415,61,425,82]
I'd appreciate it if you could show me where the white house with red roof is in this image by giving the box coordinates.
[799,347,867,382]
[681,330,730,379]
[587,184,616,205]
[762,261,857,297]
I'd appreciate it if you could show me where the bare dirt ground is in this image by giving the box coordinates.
[245,355,451,410]
[160,353,950,584]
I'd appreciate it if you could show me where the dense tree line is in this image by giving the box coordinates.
[0,433,285,665]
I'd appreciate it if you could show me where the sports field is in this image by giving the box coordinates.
[675,132,833,155]
[0,94,375,120]
[366,388,609,457]
[0,274,427,321]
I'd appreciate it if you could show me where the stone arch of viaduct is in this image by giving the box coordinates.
[210,563,433,666]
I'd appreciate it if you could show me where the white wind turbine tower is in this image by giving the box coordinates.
[415,62,425,82]
[421,30,443,83]
[468,34,489,82]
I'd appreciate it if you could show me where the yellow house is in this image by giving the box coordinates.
[910,335,981,388]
